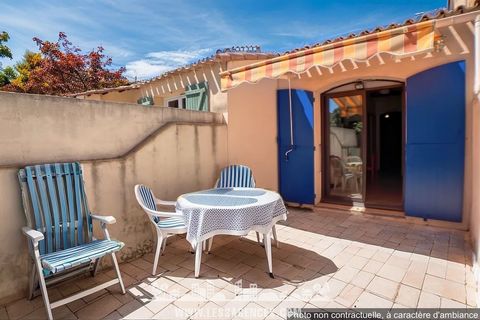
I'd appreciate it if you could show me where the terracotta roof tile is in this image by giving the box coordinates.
[283,3,480,55]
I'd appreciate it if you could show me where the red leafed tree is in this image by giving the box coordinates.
[7,32,128,95]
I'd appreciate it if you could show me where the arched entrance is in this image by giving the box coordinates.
[322,80,404,210]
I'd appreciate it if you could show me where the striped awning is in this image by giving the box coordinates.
[220,20,436,91]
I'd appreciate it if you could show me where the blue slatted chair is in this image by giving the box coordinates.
[210,164,279,251]
[134,184,187,275]
[18,162,125,320]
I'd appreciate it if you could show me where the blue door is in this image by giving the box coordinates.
[405,61,465,222]
[277,89,315,204]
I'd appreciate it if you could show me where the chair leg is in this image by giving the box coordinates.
[91,257,102,277]
[28,261,38,300]
[161,237,167,255]
[263,231,273,278]
[272,225,279,248]
[194,242,202,278]
[153,232,164,275]
[34,254,53,320]
[110,252,125,294]
[207,236,214,253]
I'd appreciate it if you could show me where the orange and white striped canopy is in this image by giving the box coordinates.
[220,20,436,91]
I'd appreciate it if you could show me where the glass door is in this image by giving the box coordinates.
[324,92,365,203]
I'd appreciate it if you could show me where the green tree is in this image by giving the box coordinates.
[0,31,13,59]
[8,50,42,91]
[0,66,17,86]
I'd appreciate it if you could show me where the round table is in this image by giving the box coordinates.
[176,187,288,277]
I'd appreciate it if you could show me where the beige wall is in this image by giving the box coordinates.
[471,93,480,305]
[0,92,223,165]
[78,89,142,104]
[0,92,227,303]
[227,79,279,191]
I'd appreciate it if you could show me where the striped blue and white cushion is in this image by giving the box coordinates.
[157,217,186,229]
[138,185,157,211]
[216,165,256,188]
[41,239,124,273]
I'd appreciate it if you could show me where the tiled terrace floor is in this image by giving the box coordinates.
[2,208,478,319]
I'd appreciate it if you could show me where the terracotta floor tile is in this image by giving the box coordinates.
[395,284,420,308]
[333,266,359,283]
[351,270,375,289]
[377,263,407,283]
[362,260,383,274]
[417,291,440,308]
[427,258,447,278]
[354,291,393,308]
[4,209,477,319]
[151,304,188,319]
[422,274,466,303]
[75,295,122,320]
[440,298,467,308]
[335,284,364,307]
[366,276,399,301]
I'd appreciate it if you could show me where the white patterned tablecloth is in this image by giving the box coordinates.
[176,188,288,246]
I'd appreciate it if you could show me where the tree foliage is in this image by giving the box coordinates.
[1,51,40,90]
[0,66,17,86]
[2,32,128,95]
[0,31,13,59]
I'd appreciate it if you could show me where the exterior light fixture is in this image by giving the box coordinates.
[385,114,390,118]
[354,81,364,90]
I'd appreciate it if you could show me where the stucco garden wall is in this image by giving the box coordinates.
[0,92,227,304]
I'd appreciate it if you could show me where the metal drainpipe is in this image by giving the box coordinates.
[475,15,480,95]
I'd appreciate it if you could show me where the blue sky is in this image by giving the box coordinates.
[0,0,445,80]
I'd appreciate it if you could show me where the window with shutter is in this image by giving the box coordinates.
[185,82,208,111]
[137,96,154,106]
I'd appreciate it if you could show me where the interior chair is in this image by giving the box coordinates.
[330,156,358,192]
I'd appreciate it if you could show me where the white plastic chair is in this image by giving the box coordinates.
[208,165,279,252]
[134,184,187,275]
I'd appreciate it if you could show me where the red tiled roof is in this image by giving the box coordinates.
[72,46,278,97]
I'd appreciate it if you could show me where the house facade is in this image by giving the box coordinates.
[72,47,277,116]
[220,4,480,291]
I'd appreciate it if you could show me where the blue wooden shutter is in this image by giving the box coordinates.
[277,89,315,204]
[185,82,208,111]
[405,61,465,222]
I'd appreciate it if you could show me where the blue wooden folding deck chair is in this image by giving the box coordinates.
[18,162,125,320]
[207,164,279,252]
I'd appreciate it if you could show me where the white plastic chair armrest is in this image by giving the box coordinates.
[155,198,176,206]
[91,214,116,225]
[149,209,184,219]
[22,226,44,244]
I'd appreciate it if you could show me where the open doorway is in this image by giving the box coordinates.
[322,82,404,211]
[365,87,403,210]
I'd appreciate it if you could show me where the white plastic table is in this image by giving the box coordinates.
[176,187,288,278]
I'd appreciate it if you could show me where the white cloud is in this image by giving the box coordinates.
[125,48,211,80]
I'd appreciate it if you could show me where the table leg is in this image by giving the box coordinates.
[195,241,202,278]
[263,231,274,278]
